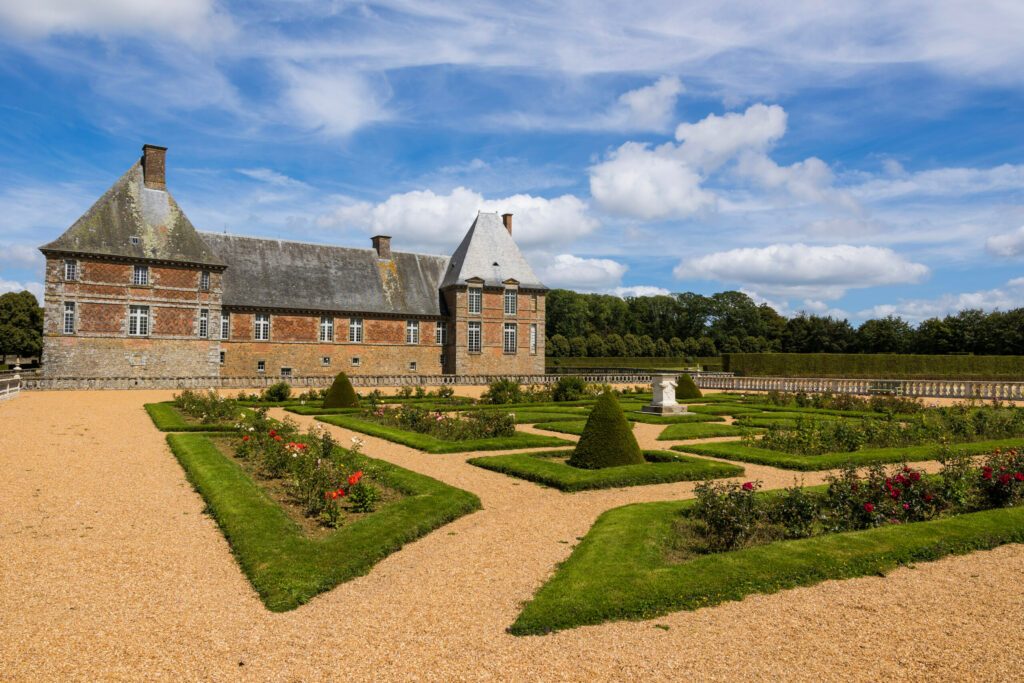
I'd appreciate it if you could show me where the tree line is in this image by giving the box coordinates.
[0,291,43,362]
[544,289,1024,357]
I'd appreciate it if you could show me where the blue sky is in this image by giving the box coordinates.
[2,1,1024,323]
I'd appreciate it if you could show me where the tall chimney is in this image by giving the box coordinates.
[371,235,392,260]
[502,213,513,235]
[141,144,167,190]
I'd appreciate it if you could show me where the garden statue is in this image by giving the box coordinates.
[642,373,687,415]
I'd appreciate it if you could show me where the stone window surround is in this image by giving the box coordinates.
[406,319,420,344]
[503,322,517,354]
[221,313,230,340]
[63,259,78,281]
[503,287,517,316]
[467,320,481,353]
[254,313,270,341]
[128,305,150,337]
[349,317,364,343]
[198,308,209,338]
[468,287,482,315]
[199,270,210,291]
[257,359,265,373]
[435,320,447,345]
[319,316,334,342]
[132,264,150,286]
[63,301,76,335]
[529,323,537,355]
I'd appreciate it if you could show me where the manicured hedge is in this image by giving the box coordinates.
[657,423,755,440]
[724,352,1024,380]
[145,402,238,432]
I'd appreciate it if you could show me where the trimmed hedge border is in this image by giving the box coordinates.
[724,352,1024,380]
[467,449,743,492]
[166,433,481,611]
[657,422,756,440]
[144,402,238,432]
[508,494,1024,635]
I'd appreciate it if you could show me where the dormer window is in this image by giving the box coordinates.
[132,265,149,286]
[130,236,140,246]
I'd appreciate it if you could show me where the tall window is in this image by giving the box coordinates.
[349,317,364,342]
[254,313,270,341]
[530,323,537,355]
[132,265,149,286]
[435,321,447,345]
[199,270,210,291]
[63,302,76,334]
[220,313,230,340]
[128,305,150,336]
[504,288,517,315]
[503,323,517,353]
[468,321,481,353]
[532,293,538,311]
[468,288,481,314]
[320,316,334,342]
[406,320,420,344]
[198,309,209,338]
[64,260,78,281]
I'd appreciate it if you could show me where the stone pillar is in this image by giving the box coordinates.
[642,373,687,415]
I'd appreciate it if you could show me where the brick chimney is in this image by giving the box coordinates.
[141,144,167,190]
[371,235,392,260]
[502,213,513,235]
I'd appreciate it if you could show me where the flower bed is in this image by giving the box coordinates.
[363,404,516,441]
[145,400,243,432]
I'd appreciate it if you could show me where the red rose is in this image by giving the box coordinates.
[999,473,1012,485]
[742,482,755,491]
[1015,472,1024,482]
[864,502,875,513]
[902,503,910,510]
[982,467,993,480]
[274,435,282,442]
[909,471,921,482]
[269,429,277,437]
[242,435,249,442]
[924,493,934,502]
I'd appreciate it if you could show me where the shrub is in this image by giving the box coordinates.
[978,448,1024,508]
[348,482,382,513]
[692,480,761,551]
[936,445,979,510]
[675,373,702,400]
[173,389,240,424]
[568,392,644,469]
[767,482,818,539]
[822,463,939,531]
[365,404,515,441]
[552,375,588,402]
[324,372,360,408]
[482,378,522,404]
[263,381,292,402]
[436,386,455,399]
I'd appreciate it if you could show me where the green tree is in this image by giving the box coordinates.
[654,338,671,356]
[586,333,607,357]
[569,335,588,357]
[0,291,43,361]
[605,333,627,357]
[622,333,642,357]
[638,334,656,356]
[669,337,686,356]
[546,334,571,357]
[856,315,913,353]
[696,337,717,356]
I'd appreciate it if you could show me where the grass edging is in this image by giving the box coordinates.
[657,423,756,440]
[166,433,481,611]
[144,402,237,432]
[509,496,1024,635]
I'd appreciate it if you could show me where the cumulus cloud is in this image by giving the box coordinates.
[537,254,628,290]
[675,103,787,173]
[858,278,1024,322]
[596,76,684,132]
[0,0,228,41]
[0,279,44,299]
[609,285,672,298]
[985,226,1024,258]
[281,66,392,138]
[680,243,929,299]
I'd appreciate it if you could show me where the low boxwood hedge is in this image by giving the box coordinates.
[145,402,238,432]
[657,422,756,440]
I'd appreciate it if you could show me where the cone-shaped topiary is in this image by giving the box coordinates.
[568,392,644,469]
[323,372,360,408]
[675,373,702,400]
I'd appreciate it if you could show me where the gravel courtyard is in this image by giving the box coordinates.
[2,389,1023,681]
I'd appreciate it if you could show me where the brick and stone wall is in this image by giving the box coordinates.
[447,285,545,375]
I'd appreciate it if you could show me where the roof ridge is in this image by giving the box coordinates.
[198,231,448,260]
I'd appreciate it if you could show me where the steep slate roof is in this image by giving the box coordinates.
[440,212,547,290]
[200,233,449,317]
[40,162,225,267]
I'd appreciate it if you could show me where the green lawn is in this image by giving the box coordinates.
[509,495,1024,634]
[532,420,589,435]
[144,402,240,432]
[675,437,1024,470]
[686,404,765,416]
[166,433,480,611]
[657,422,756,440]
[467,449,742,492]
[315,414,573,453]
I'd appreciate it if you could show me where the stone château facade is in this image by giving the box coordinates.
[39,145,547,381]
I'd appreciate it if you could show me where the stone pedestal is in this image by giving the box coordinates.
[641,373,687,415]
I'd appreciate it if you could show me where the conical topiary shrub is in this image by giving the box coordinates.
[675,373,702,400]
[323,372,360,408]
[568,392,644,469]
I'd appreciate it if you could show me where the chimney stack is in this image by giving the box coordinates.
[141,144,167,190]
[371,235,392,260]
[502,213,513,235]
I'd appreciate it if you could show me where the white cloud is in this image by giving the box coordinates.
[680,243,929,299]
[0,243,44,269]
[0,0,228,41]
[858,278,1024,322]
[596,76,684,132]
[281,66,392,138]
[236,168,309,189]
[853,164,1024,202]
[609,285,672,298]
[985,226,1024,258]
[0,279,44,300]
[537,254,628,290]
[675,103,786,173]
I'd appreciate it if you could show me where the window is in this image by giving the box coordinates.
[64,260,78,281]
[504,288,517,316]
[351,357,361,367]
[468,321,481,353]
[220,313,230,340]
[254,313,270,340]
[319,316,334,342]
[128,305,150,336]
[408,361,418,372]
[349,318,363,342]
[503,323,517,354]
[281,367,292,379]
[63,302,76,334]
[435,321,448,345]
[219,351,225,365]
[468,288,482,314]
[199,270,210,291]
[406,320,420,344]
[198,309,209,338]
[530,323,537,355]
[257,360,265,373]
[132,265,149,286]
[129,236,140,246]
[322,356,331,367]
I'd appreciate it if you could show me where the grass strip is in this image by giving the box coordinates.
[686,404,765,416]
[315,414,573,453]
[467,449,742,492]
[166,433,480,611]
[285,405,364,416]
[145,402,239,432]
[627,412,724,424]
[509,495,1024,635]
[657,423,756,440]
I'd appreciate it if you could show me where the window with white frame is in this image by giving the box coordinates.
[530,323,537,355]
[220,313,230,340]
[503,323,517,353]
[281,367,292,379]
[408,361,417,372]
[320,316,334,342]
[322,356,331,366]
[468,288,481,314]
[128,305,150,336]
[349,317,363,342]
[406,320,420,344]
[504,288,517,315]
[435,321,447,345]
[199,270,210,291]
[64,259,78,281]
[132,265,149,286]
[351,357,361,367]
[468,321,481,353]
[198,309,209,338]
[257,360,265,373]
[254,313,270,340]
[63,302,76,334]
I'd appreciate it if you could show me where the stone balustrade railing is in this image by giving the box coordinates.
[0,373,21,400]
[696,375,1024,400]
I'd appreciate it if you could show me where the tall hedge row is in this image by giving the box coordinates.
[723,353,1024,380]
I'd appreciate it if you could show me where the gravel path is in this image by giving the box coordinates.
[2,389,1022,681]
